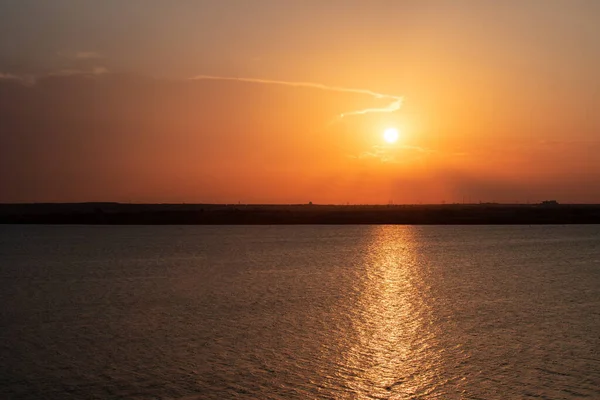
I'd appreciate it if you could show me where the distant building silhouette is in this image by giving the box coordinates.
[540,200,559,207]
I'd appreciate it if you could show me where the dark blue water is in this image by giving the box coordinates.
[1,225,599,399]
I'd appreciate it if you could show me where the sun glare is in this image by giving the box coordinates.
[383,128,399,144]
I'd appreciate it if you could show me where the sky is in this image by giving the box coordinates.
[1,0,599,204]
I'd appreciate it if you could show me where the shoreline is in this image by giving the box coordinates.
[2,203,600,225]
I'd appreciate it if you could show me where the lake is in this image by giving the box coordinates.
[1,225,599,399]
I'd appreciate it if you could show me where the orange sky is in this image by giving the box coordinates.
[1,1,599,203]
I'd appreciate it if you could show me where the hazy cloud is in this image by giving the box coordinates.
[0,67,110,86]
[0,72,34,85]
[50,66,109,77]
[57,51,104,60]
[75,51,103,60]
[0,72,19,81]
[357,144,434,163]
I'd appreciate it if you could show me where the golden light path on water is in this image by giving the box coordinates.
[327,226,444,399]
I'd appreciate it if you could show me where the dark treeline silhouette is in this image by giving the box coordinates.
[2,203,600,225]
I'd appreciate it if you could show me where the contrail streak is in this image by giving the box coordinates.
[191,75,402,117]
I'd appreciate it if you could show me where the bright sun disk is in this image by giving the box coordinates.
[383,128,399,143]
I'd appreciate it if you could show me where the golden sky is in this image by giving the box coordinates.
[1,1,599,203]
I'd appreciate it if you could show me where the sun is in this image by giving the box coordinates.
[383,127,399,144]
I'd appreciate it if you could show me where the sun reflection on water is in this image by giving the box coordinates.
[339,226,440,399]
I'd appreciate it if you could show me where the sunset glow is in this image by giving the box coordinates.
[0,2,599,204]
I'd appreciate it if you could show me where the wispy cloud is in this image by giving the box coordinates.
[0,67,110,86]
[0,72,19,81]
[57,51,103,60]
[74,51,103,60]
[0,72,35,85]
[191,75,403,118]
[49,66,109,77]
[397,144,435,154]
[356,144,435,163]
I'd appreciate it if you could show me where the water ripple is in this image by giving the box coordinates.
[1,225,600,399]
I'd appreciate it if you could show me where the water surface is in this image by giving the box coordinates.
[1,225,599,399]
